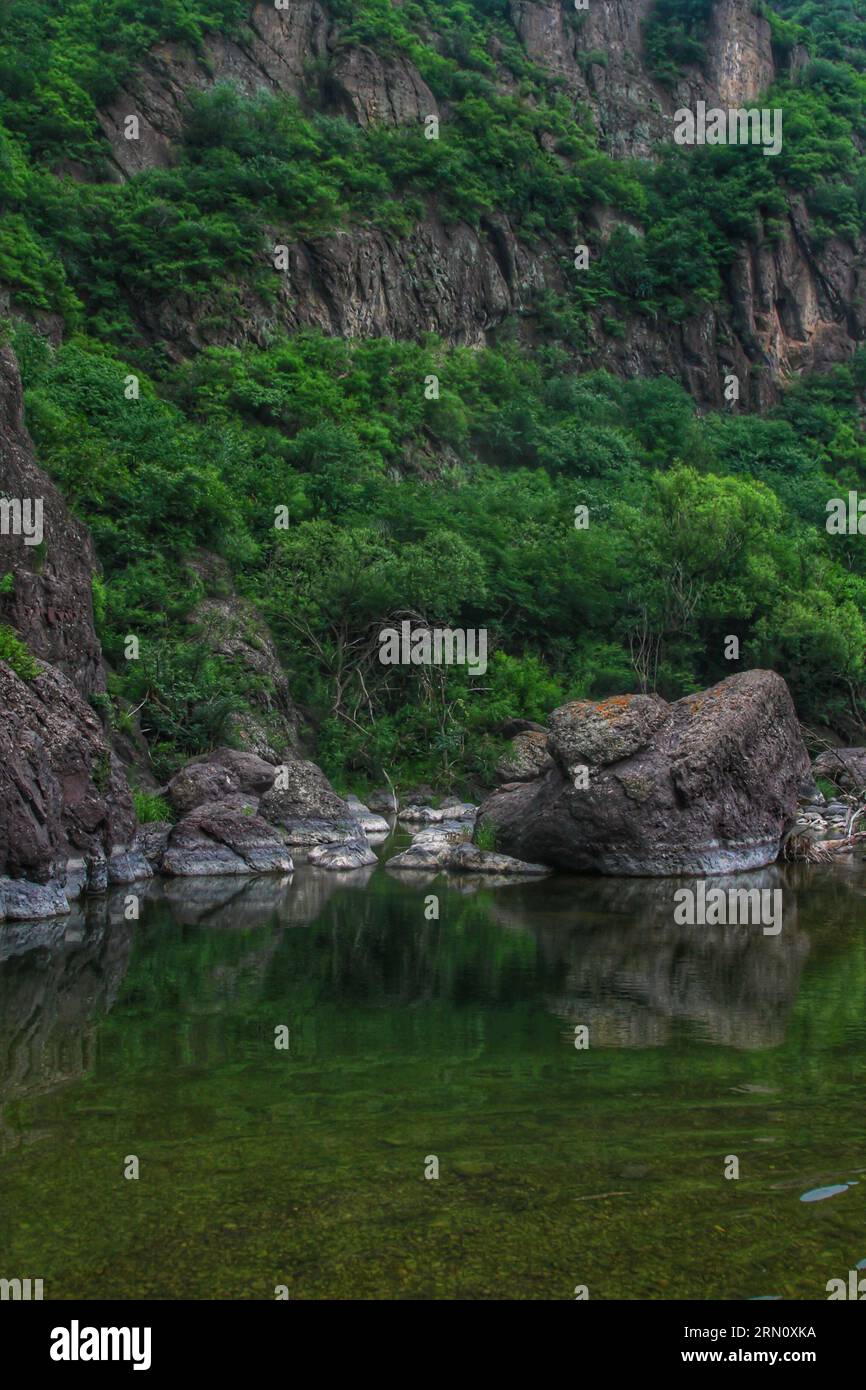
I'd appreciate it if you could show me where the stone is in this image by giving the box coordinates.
[345,796,390,834]
[495,729,554,783]
[398,803,476,825]
[162,796,294,876]
[0,876,71,921]
[0,661,142,892]
[306,839,378,871]
[367,788,399,814]
[259,759,362,844]
[477,671,810,876]
[166,747,277,815]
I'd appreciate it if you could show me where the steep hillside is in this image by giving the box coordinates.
[2,0,866,795]
[2,0,865,403]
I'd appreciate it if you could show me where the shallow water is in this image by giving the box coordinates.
[1,845,865,1300]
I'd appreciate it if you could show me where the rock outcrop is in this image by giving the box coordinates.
[0,345,151,919]
[477,670,810,876]
[0,662,149,919]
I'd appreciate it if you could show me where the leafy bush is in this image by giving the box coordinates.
[0,623,40,680]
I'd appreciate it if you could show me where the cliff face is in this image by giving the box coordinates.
[0,346,149,917]
[87,0,863,407]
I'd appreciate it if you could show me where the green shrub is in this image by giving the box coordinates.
[0,623,40,680]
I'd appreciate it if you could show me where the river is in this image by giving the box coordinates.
[1,836,864,1300]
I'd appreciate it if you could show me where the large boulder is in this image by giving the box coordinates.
[166,747,277,815]
[476,671,810,876]
[259,759,362,844]
[162,796,293,877]
[812,748,866,794]
[345,795,390,834]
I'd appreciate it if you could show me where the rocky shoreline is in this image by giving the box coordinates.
[5,660,855,926]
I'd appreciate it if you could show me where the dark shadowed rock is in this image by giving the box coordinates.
[813,748,866,794]
[477,671,810,876]
[367,787,398,814]
[162,796,293,876]
[259,759,362,844]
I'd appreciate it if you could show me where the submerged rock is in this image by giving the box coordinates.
[162,796,293,877]
[477,671,810,876]
[386,836,547,876]
[446,843,549,876]
[398,803,476,825]
[307,838,378,871]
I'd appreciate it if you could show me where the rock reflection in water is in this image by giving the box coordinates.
[487,869,808,1048]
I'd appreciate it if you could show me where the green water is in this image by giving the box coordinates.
[1,850,865,1300]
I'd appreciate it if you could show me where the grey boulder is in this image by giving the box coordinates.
[162,796,293,877]
[307,839,378,870]
[476,671,810,876]
[259,759,362,844]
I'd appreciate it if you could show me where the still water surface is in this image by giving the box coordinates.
[1,846,864,1299]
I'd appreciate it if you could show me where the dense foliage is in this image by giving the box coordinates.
[2,1,866,789]
[10,319,866,787]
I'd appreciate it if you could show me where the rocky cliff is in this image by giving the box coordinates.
[0,345,151,918]
[87,0,864,406]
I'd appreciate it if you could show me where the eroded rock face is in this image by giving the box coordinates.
[259,759,362,844]
[477,671,809,876]
[0,661,147,917]
[85,0,852,406]
[162,796,293,876]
